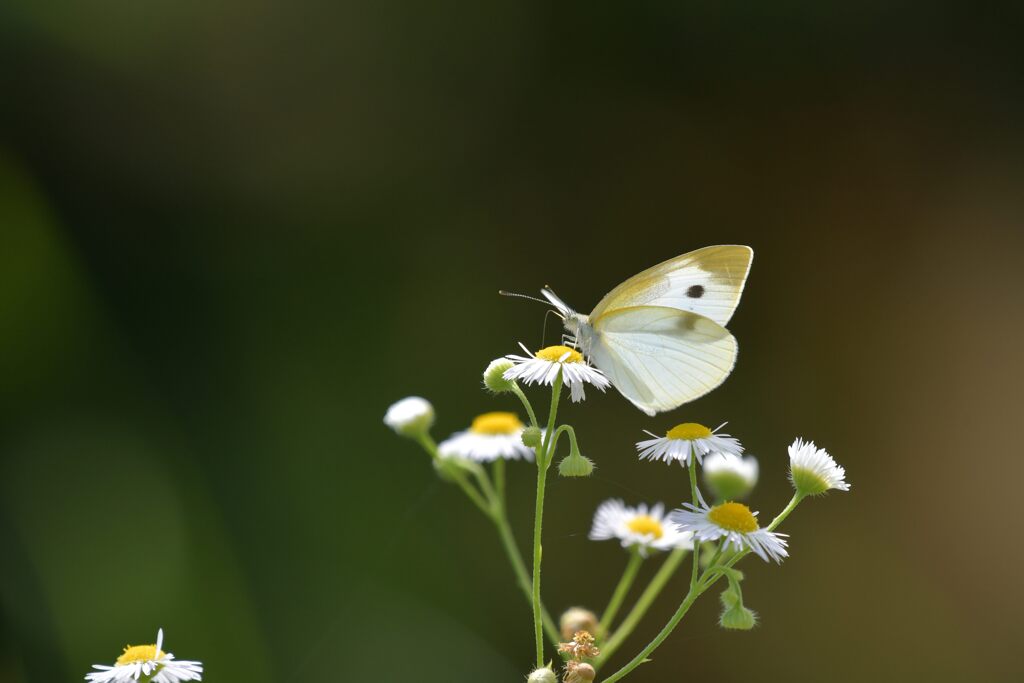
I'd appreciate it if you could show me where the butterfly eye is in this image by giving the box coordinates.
[686,284,705,298]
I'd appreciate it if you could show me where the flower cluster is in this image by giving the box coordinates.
[380,339,850,683]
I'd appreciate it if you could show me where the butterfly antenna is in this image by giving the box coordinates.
[498,290,551,305]
[540,308,564,348]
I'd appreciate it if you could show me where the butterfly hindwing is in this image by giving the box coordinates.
[586,306,738,415]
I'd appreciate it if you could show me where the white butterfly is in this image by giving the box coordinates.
[541,245,753,416]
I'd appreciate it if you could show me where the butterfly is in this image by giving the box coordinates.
[539,245,753,416]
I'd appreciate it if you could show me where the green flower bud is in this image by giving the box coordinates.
[558,453,595,478]
[719,603,758,630]
[719,587,740,609]
[527,667,557,683]
[483,358,516,393]
[522,426,543,448]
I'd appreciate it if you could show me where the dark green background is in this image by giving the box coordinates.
[2,2,1022,681]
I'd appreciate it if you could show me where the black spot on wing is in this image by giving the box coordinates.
[686,284,705,298]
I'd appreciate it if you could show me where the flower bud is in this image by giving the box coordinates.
[527,667,557,683]
[383,397,434,437]
[565,662,596,683]
[483,358,516,393]
[719,602,758,630]
[703,453,758,501]
[522,426,543,448]
[559,607,598,641]
[558,453,595,478]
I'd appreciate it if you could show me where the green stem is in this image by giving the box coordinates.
[493,459,506,506]
[767,492,805,531]
[598,550,644,638]
[687,450,700,592]
[550,423,579,460]
[416,434,490,514]
[418,436,558,644]
[603,491,811,681]
[492,506,560,645]
[511,383,540,429]
[600,586,701,683]
[532,371,563,667]
[595,546,688,668]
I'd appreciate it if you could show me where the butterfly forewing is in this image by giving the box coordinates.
[589,245,753,326]
[586,306,738,415]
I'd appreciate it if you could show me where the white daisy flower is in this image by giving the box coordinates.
[86,628,202,683]
[589,499,694,557]
[703,453,759,500]
[438,412,535,462]
[503,343,610,403]
[788,437,849,495]
[636,422,743,467]
[384,396,435,437]
[671,500,788,563]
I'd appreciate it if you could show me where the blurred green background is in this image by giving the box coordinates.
[2,2,1023,682]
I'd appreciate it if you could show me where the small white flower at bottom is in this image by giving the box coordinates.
[86,628,202,683]
[503,343,610,402]
[671,500,788,563]
[589,499,694,557]
[438,412,535,462]
[636,422,743,467]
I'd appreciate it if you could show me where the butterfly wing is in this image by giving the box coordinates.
[586,306,737,415]
[589,245,753,326]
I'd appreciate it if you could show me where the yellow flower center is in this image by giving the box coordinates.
[707,502,759,533]
[535,345,584,364]
[666,423,712,440]
[470,412,524,435]
[626,515,664,539]
[116,644,165,666]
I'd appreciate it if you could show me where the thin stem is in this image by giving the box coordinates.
[598,550,644,639]
[595,546,688,667]
[603,491,811,681]
[493,459,506,506]
[532,371,563,667]
[511,383,540,429]
[600,586,701,683]
[767,492,805,531]
[687,452,700,592]
[549,423,578,460]
[416,434,490,514]
[419,436,557,643]
[492,506,560,645]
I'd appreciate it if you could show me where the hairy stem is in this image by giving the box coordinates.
[598,550,644,639]
[532,371,563,666]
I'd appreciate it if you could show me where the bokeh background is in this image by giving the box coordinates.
[2,2,1023,682]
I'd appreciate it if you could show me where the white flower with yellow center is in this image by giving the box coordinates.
[788,437,849,495]
[635,422,742,467]
[671,500,788,563]
[503,344,610,403]
[86,629,202,683]
[438,412,535,462]
[589,499,694,557]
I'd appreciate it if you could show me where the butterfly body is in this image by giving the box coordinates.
[542,245,753,416]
